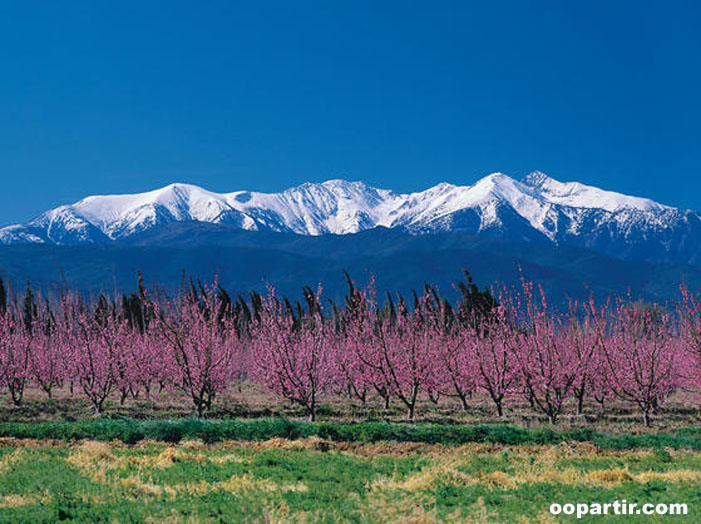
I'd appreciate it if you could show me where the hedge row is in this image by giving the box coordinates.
[0,418,698,450]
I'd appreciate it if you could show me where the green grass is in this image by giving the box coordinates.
[0,438,698,523]
[0,417,699,450]
[1,419,697,522]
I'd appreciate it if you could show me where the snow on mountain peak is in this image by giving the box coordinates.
[0,173,690,257]
[521,171,552,188]
[521,171,670,213]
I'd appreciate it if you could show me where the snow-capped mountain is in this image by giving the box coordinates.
[2,172,700,265]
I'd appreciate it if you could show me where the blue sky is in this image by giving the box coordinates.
[0,1,699,226]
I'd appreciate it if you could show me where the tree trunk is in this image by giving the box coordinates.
[495,398,504,417]
[651,397,660,414]
[10,387,23,406]
[459,394,469,411]
[576,389,585,415]
[194,398,205,418]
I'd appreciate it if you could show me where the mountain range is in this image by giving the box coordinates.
[1,172,699,303]
[2,172,700,266]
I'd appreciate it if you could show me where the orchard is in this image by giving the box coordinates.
[0,273,698,426]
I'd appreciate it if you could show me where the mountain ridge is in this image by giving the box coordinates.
[2,172,699,266]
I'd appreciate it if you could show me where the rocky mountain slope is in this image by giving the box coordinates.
[2,172,699,265]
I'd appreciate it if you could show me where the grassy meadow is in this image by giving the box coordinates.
[0,430,699,523]
[0,387,698,523]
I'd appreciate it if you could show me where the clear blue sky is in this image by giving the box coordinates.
[0,1,699,226]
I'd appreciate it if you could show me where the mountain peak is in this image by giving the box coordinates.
[521,171,555,188]
[158,182,203,193]
[480,172,513,184]
[0,173,694,266]
[320,179,367,188]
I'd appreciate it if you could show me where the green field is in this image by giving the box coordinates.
[0,424,699,523]
[0,388,698,523]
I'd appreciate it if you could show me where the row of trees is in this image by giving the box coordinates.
[0,273,698,425]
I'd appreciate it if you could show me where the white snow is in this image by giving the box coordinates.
[0,172,687,245]
[522,171,669,213]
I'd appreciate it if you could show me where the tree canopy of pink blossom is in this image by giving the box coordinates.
[0,274,697,426]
